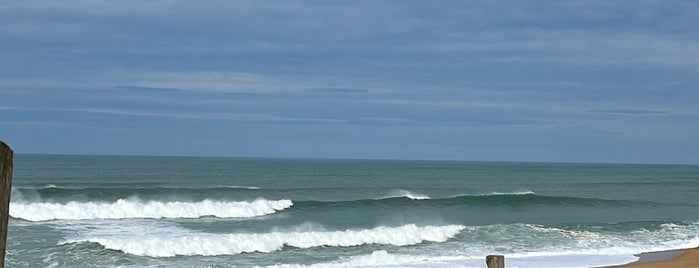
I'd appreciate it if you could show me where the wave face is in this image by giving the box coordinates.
[9,198,293,221]
[64,224,465,257]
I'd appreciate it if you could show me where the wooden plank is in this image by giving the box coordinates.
[0,141,13,268]
[486,255,505,268]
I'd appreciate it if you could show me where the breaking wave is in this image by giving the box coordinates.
[64,224,465,257]
[265,221,699,268]
[383,189,430,200]
[479,190,535,196]
[10,198,292,221]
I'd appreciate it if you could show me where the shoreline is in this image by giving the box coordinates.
[603,248,699,268]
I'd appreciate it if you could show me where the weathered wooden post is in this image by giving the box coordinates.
[486,255,505,268]
[0,141,13,268]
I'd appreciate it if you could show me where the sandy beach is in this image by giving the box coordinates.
[606,248,699,268]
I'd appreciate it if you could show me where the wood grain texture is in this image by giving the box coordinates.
[0,141,13,268]
[486,255,505,268]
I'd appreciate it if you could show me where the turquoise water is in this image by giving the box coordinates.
[6,155,699,267]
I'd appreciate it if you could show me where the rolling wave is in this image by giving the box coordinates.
[382,189,430,200]
[10,198,292,221]
[64,224,465,257]
[479,190,535,196]
[294,192,643,210]
[265,250,444,268]
[14,186,636,208]
[10,187,657,222]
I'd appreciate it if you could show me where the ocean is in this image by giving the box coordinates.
[5,155,699,268]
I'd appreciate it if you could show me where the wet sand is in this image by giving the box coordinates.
[605,248,699,268]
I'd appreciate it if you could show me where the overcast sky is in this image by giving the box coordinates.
[1,1,698,164]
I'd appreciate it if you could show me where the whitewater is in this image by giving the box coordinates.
[5,155,699,268]
[10,198,293,221]
[64,224,466,257]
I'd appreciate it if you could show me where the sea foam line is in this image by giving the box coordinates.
[64,224,466,257]
[263,250,638,268]
[383,189,430,200]
[263,250,448,268]
[479,190,535,196]
[10,198,292,221]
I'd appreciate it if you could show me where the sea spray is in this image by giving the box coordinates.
[10,198,293,221]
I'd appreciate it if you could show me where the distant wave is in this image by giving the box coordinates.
[64,224,465,257]
[10,198,292,221]
[218,185,261,190]
[478,190,535,196]
[382,189,430,200]
[295,192,642,211]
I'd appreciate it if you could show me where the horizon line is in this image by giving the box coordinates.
[12,152,699,167]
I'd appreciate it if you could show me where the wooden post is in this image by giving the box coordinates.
[486,255,505,268]
[0,141,13,268]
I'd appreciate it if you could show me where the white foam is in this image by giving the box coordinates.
[384,189,430,200]
[10,198,292,221]
[458,222,699,267]
[269,250,497,268]
[64,224,465,257]
[264,250,477,268]
[269,249,638,268]
[480,190,535,196]
[221,185,261,190]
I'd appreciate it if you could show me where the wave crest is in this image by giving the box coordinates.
[479,190,535,196]
[10,198,292,221]
[383,189,430,200]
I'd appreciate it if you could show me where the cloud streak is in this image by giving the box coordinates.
[53,108,340,124]
[590,109,670,116]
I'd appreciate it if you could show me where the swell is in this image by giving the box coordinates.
[10,190,662,222]
[15,186,630,208]
[294,192,650,211]
[572,181,698,187]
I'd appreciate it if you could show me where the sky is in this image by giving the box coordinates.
[1,1,698,164]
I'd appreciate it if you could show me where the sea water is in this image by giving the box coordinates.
[5,155,699,267]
